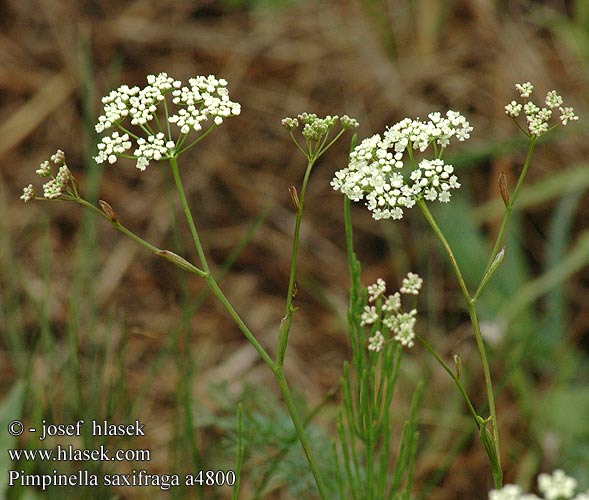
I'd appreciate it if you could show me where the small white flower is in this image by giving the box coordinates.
[94,131,132,165]
[545,90,563,109]
[489,484,523,500]
[382,292,401,312]
[559,106,578,125]
[360,305,379,326]
[505,101,523,118]
[515,82,534,98]
[50,149,65,165]
[36,160,52,177]
[524,102,540,116]
[368,331,385,352]
[384,310,417,348]
[133,133,175,170]
[367,278,386,302]
[42,179,63,199]
[538,469,577,500]
[400,272,423,295]
[21,184,35,202]
[527,116,549,137]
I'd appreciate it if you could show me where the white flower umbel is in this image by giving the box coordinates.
[20,184,35,202]
[93,73,241,170]
[505,82,578,137]
[538,470,577,500]
[368,331,385,352]
[401,272,423,295]
[22,151,78,203]
[489,484,524,500]
[362,273,423,351]
[367,278,386,302]
[490,470,586,500]
[331,111,470,220]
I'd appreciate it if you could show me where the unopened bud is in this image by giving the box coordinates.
[99,200,118,223]
[499,173,509,207]
[292,281,298,299]
[289,185,300,213]
[158,250,195,273]
[453,354,462,379]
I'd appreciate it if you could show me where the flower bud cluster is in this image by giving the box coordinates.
[489,469,588,500]
[332,111,470,220]
[22,150,76,202]
[94,73,240,170]
[505,82,578,137]
[282,113,359,159]
[362,273,422,351]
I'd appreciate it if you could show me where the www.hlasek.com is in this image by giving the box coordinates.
[8,444,151,462]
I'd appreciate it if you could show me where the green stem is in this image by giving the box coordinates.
[169,156,327,498]
[416,335,478,423]
[274,367,329,500]
[168,156,275,370]
[74,198,207,278]
[467,300,501,476]
[276,157,316,367]
[417,200,471,300]
[475,139,537,299]
[417,199,502,484]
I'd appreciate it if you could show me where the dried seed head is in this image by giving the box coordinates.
[288,185,300,213]
[499,173,509,207]
[99,200,118,223]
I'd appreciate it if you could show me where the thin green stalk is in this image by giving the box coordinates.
[168,156,327,498]
[276,157,316,367]
[274,368,329,500]
[252,388,336,500]
[168,157,274,368]
[416,335,478,423]
[232,403,244,500]
[475,139,537,299]
[74,197,207,278]
[417,199,502,486]
[417,200,471,300]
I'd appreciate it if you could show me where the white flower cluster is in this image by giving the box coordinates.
[360,273,423,350]
[368,331,384,352]
[96,73,180,133]
[505,82,578,136]
[490,470,588,500]
[401,272,423,295]
[331,111,470,220]
[95,132,132,165]
[134,133,176,171]
[22,150,74,202]
[93,73,240,170]
[168,75,241,133]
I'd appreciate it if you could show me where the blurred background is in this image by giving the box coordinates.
[1,0,588,498]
